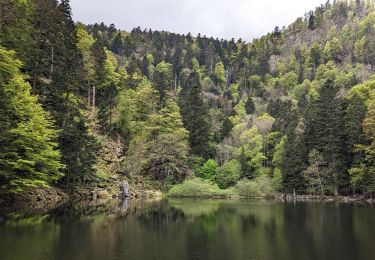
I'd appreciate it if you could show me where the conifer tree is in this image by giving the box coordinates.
[307,79,349,195]
[0,46,63,192]
[179,71,211,158]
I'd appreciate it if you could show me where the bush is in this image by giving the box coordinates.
[235,179,263,197]
[215,160,241,188]
[196,159,219,181]
[167,178,236,198]
[235,176,276,198]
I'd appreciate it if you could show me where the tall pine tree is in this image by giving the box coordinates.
[179,71,211,158]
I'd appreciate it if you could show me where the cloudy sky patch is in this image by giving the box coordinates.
[70,0,327,41]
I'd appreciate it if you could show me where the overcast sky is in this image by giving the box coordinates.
[70,0,327,41]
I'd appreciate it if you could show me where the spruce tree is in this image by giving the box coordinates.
[245,96,256,115]
[179,71,211,158]
[111,32,123,54]
[307,79,349,195]
[0,46,63,192]
[28,0,98,184]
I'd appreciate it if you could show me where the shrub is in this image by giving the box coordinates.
[235,176,276,198]
[215,160,241,188]
[235,179,263,198]
[167,178,236,198]
[196,159,219,181]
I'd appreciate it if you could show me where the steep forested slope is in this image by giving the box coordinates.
[0,0,374,197]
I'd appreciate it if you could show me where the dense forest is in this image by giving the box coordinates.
[1,0,375,199]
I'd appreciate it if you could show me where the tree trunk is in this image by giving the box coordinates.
[109,97,112,130]
[175,74,177,91]
[50,46,54,78]
[88,84,91,107]
[92,85,96,114]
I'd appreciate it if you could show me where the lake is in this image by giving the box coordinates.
[0,199,374,260]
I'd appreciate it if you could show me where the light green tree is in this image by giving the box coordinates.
[0,46,63,192]
[214,61,226,83]
[196,159,219,181]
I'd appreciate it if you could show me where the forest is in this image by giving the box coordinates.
[0,0,375,200]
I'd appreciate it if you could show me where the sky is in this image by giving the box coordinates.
[70,0,327,41]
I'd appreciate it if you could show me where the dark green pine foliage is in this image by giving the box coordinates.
[28,0,98,184]
[91,38,106,85]
[280,110,307,194]
[281,134,308,194]
[308,12,316,30]
[267,99,295,134]
[220,116,233,140]
[111,32,123,55]
[0,0,33,67]
[154,61,173,108]
[245,96,256,115]
[179,71,211,158]
[306,80,349,194]
[93,38,118,131]
[239,147,253,179]
[58,0,99,182]
[346,95,367,173]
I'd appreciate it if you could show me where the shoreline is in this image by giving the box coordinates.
[165,194,375,204]
[1,188,374,214]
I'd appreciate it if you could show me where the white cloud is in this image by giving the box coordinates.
[70,0,327,40]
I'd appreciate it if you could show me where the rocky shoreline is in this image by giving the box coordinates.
[275,194,375,204]
[1,185,374,214]
[0,174,163,213]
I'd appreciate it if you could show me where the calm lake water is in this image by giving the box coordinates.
[0,199,375,260]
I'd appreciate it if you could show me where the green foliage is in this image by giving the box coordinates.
[1,0,375,197]
[179,71,211,158]
[196,159,219,181]
[214,61,226,83]
[235,176,276,198]
[306,79,349,195]
[279,72,298,95]
[216,160,241,189]
[323,37,342,62]
[355,12,375,68]
[349,100,375,195]
[98,49,121,129]
[304,149,326,195]
[167,178,236,198]
[76,23,96,82]
[121,80,190,183]
[293,79,311,100]
[245,96,256,114]
[272,135,286,186]
[0,46,63,192]
[154,61,173,106]
[234,126,265,177]
[348,80,375,107]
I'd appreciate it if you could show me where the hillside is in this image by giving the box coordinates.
[0,0,375,201]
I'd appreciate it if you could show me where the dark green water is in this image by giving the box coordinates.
[0,199,374,260]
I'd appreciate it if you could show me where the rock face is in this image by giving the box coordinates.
[69,174,164,201]
[122,181,130,197]
[0,173,164,212]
